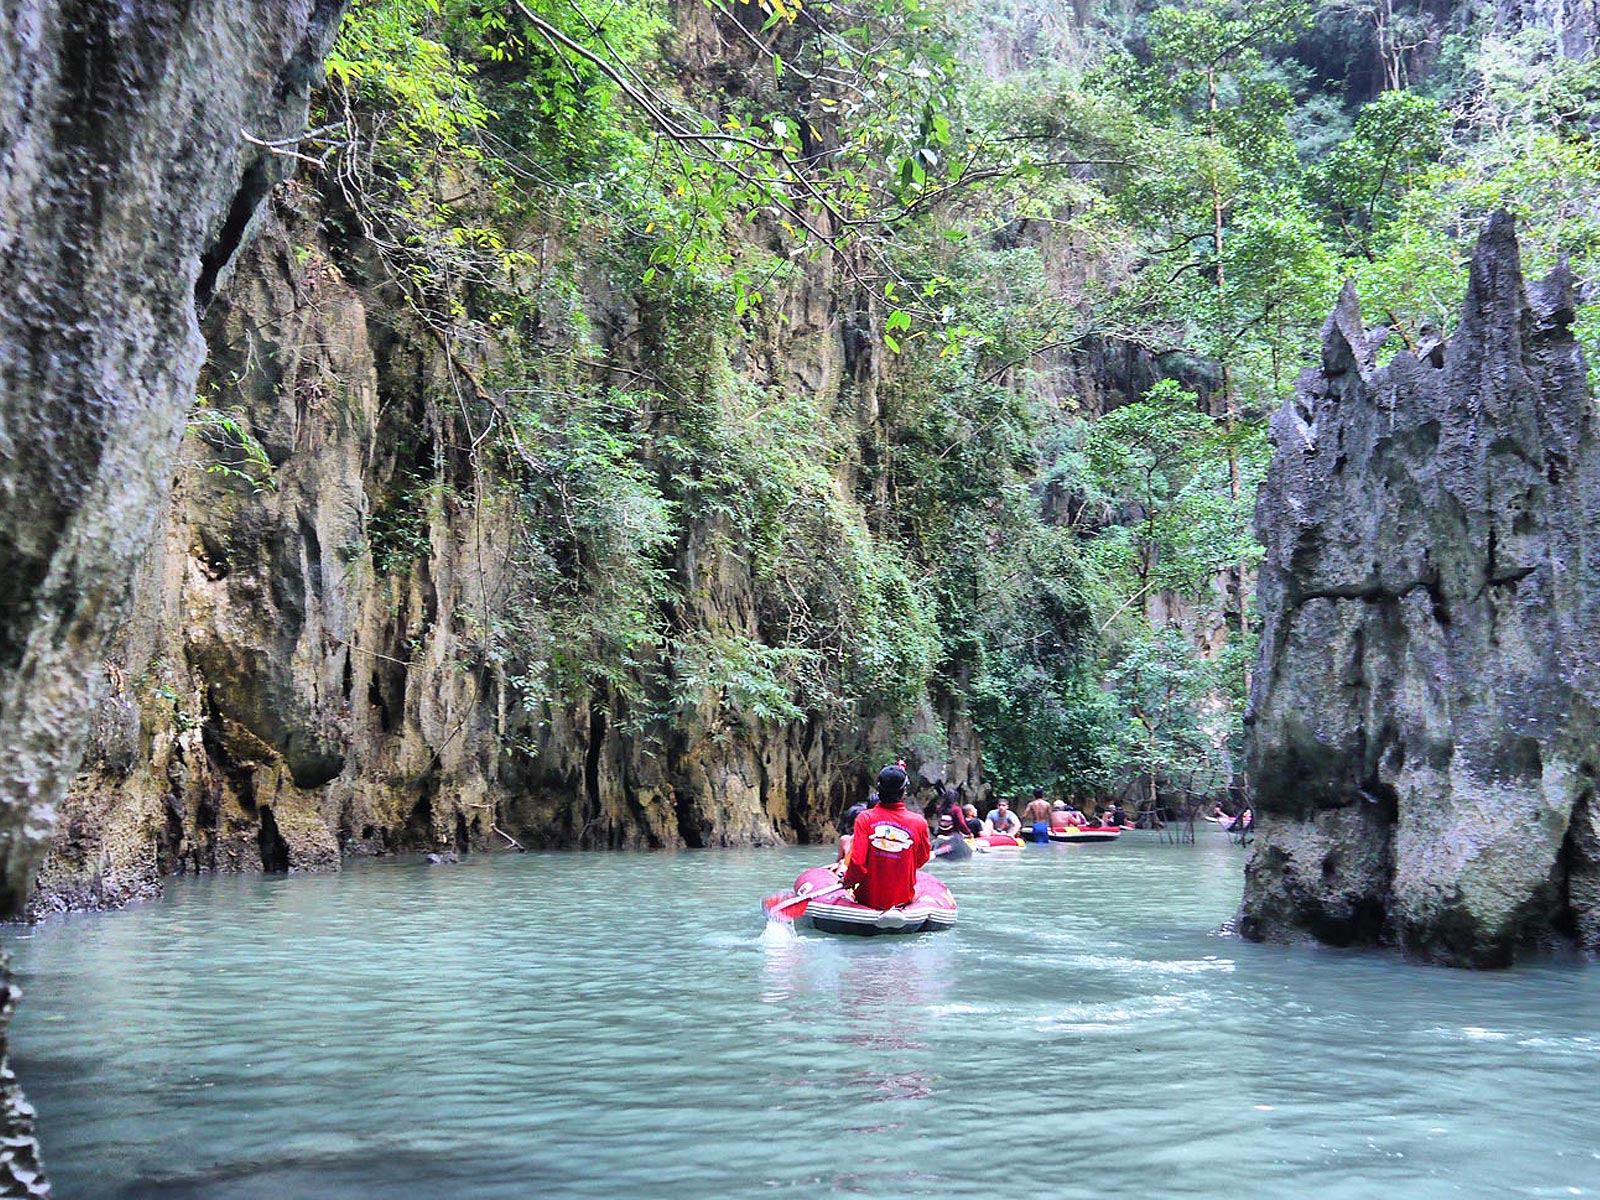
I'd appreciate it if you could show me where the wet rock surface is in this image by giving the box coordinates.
[1243,212,1600,967]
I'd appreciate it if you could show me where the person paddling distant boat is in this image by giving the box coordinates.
[841,765,932,909]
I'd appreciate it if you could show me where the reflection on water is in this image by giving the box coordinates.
[760,920,952,1106]
[8,836,1600,1199]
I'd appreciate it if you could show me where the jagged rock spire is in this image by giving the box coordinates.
[1243,211,1600,967]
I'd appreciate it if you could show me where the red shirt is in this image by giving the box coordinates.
[841,801,932,910]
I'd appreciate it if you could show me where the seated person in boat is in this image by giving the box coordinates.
[984,797,1022,837]
[935,788,973,837]
[833,802,869,870]
[963,802,982,832]
[1020,787,1052,842]
[1049,800,1074,831]
[932,790,974,859]
[841,765,932,909]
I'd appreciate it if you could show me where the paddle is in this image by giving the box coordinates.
[762,877,848,921]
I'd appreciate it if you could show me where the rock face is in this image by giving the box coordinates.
[30,168,987,912]
[1243,212,1600,967]
[0,1,344,1189]
[1495,0,1600,58]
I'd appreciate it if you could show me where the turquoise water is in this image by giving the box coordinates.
[7,831,1600,1199]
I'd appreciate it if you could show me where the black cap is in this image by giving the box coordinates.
[877,764,907,803]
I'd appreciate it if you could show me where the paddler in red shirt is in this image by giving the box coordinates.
[841,764,932,910]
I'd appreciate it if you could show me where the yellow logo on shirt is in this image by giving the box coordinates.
[868,823,913,853]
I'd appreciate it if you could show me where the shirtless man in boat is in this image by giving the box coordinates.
[841,764,932,909]
[1020,787,1052,843]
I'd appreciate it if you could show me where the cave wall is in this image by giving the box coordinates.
[30,155,986,912]
[1242,213,1600,967]
[0,0,345,1189]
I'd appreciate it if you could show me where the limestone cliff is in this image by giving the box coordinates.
[31,159,985,911]
[0,0,345,1189]
[1495,0,1600,57]
[1242,212,1600,967]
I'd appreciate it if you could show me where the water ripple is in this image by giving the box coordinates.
[7,841,1600,1199]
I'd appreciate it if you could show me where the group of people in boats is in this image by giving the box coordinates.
[813,758,1256,916]
[826,763,1140,910]
[923,786,1126,843]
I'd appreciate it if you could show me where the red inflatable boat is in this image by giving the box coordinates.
[1047,825,1122,843]
[785,865,958,936]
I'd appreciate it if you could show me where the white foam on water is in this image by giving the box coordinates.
[759,920,799,949]
[1515,1035,1600,1056]
[1024,928,1094,947]
[1033,992,1190,1030]
[1074,952,1236,976]
[706,930,761,949]
[925,1003,985,1017]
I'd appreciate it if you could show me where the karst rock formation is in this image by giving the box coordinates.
[1243,212,1600,968]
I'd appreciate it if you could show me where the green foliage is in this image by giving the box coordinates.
[671,634,813,726]
[965,527,1114,797]
[1082,385,1231,597]
[700,377,945,717]
[366,474,438,576]
[325,0,491,151]
[1061,381,1262,800]
[1344,33,1600,357]
[184,402,276,494]
[1104,625,1220,790]
[1314,90,1444,251]
[305,0,1600,802]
